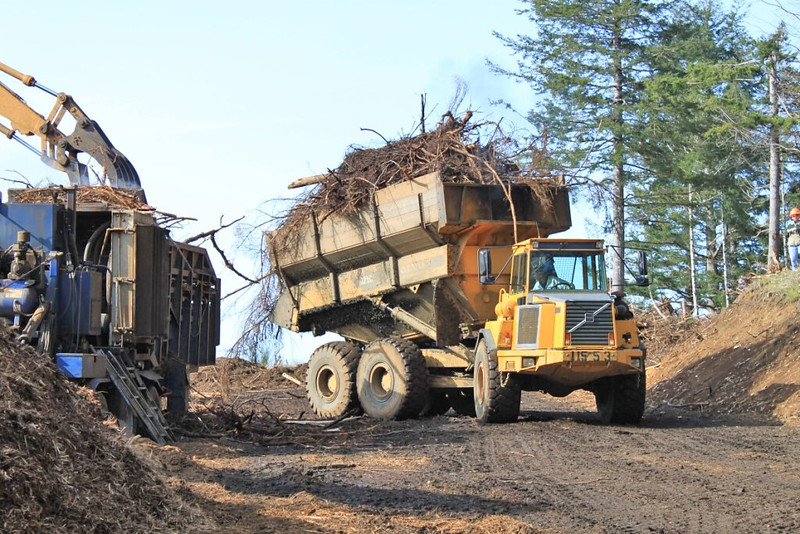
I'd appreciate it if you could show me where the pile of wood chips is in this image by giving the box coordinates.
[0,328,202,533]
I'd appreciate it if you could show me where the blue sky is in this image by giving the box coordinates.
[0,0,788,363]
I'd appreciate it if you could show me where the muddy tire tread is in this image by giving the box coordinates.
[595,372,646,425]
[306,341,362,418]
[475,340,521,424]
[386,338,429,419]
[358,337,428,420]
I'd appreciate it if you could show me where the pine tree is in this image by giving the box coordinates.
[629,0,762,309]
[755,26,800,270]
[492,0,662,292]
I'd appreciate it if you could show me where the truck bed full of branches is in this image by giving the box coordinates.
[234,112,558,362]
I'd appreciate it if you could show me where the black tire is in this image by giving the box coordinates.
[96,390,110,416]
[306,341,362,418]
[447,388,476,417]
[594,372,646,424]
[421,389,451,417]
[356,338,428,420]
[473,339,521,424]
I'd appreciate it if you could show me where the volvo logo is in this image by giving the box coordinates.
[569,302,611,333]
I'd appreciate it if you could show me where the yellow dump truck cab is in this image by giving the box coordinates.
[474,238,646,425]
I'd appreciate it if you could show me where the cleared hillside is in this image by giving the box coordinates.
[647,271,800,424]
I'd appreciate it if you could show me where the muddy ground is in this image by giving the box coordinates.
[7,271,799,533]
[142,387,800,534]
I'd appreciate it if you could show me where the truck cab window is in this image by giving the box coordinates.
[529,251,607,291]
[510,253,527,294]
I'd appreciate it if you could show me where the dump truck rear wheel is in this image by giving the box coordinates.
[473,339,521,424]
[594,372,646,424]
[306,342,362,418]
[447,388,476,417]
[357,338,428,420]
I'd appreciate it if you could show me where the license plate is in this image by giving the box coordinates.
[569,350,613,363]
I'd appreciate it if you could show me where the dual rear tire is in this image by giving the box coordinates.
[306,341,362,418]
[356,338,428,420]
[306,338,429,420]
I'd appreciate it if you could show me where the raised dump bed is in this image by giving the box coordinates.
[269,172,570,345]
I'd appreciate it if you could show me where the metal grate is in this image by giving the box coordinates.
[565,300,613,345]
[515,305,540,348]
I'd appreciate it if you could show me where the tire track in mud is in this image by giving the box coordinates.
[434,400,800,533]
[172,393,800,533]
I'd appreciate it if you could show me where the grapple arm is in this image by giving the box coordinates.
[0,61,143,195]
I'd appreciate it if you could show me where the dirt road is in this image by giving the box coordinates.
[146,389,800,533]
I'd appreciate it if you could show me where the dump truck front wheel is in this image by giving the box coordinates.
[593,372,646,424]
[306,342,362,418]
[357,338,428,420]
[473,339,521,424]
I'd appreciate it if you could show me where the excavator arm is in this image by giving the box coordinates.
[0,61,143,194]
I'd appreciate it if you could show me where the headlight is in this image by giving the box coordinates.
[630,357,641,369]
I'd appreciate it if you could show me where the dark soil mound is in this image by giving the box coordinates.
[0,328,203,533]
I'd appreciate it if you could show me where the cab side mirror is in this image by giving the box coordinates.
[478,249,495,284]
[636,250,649,286]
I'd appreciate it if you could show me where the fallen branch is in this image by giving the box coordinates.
[288,173,329,189]
[282,372,304,387]
[666,401,708,408]
[184,216,243,244]
[210,232,257,284]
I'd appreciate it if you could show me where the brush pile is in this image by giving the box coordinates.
[281,111,555,229]
[231,113,556,359]
[0,328,201,533]
[9,185,152,210]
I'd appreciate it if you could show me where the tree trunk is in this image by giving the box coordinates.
[704,204,719,276]
[720,202,730,308]
[611,16,626,294]
[689,188,698,316]
[767,51,782,272]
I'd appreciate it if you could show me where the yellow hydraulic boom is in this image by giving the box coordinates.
[0,61,143,195]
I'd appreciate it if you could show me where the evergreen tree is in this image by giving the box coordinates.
[629,0,761,309]
[492,0,663,292]
[754,26,800,269]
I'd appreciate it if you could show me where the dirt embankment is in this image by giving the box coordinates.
[646,271,800,424]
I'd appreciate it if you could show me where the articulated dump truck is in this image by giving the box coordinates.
[269,172,646,424]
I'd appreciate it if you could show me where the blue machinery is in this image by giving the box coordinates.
[0,187,220,442]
